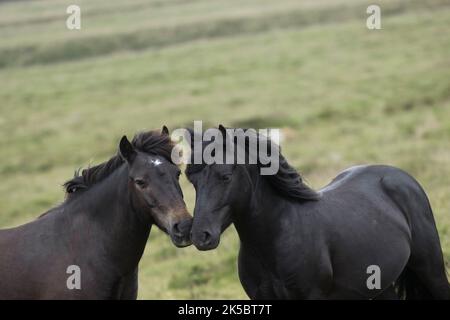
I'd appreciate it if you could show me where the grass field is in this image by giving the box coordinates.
[0,0,449,299]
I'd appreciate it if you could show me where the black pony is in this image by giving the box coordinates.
[0,127,192,299]
[186,125,449,299]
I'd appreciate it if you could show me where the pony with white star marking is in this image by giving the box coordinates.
[0,126,192,299]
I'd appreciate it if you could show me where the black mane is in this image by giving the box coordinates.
[64,130,174,195]
[185,128,320,202]
[264,151,320,201]
[245,129,320,201]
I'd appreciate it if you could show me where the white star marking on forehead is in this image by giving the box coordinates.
[150,159,162,166]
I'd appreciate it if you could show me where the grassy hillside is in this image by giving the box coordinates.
[0,0,449,299]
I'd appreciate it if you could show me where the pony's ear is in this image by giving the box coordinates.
[218,124,227,137]
[219,124,236,154]
[184,128,195,150]
[161,125,169,135]
[218,124,232,143]
[119,135,136,163]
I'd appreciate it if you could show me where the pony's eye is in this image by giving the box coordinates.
[134,179,147,188]
[222,174,232,182]
[68,187,77,193]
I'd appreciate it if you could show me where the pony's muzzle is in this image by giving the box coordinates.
[170,218,193,248]
[191,229,220,251]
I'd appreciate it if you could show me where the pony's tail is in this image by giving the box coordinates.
[396,267,433,299]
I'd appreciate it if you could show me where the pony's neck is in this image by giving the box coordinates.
[232,166,292,246]
[64,165,151,275]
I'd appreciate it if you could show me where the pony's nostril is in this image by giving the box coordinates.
[202,231,211,243]
[173,222,180,234]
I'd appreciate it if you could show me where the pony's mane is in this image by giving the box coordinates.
[185,128,320,202]
[64,130,174,195]
[264,150,320,201]
[244,129,320,201]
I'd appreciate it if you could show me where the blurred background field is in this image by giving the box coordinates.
[0,0,449,299]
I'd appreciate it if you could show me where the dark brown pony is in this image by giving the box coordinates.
[0,127,192,299]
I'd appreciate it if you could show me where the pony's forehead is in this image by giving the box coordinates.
[148,157,163,167]
[138,153,166,166]
[185,162,233,175]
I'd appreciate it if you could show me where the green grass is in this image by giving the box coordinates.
[0,0,449,299]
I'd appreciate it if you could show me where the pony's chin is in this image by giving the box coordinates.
[173,240,193,248]
[193,238,220,251]
[171,235,193,248]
